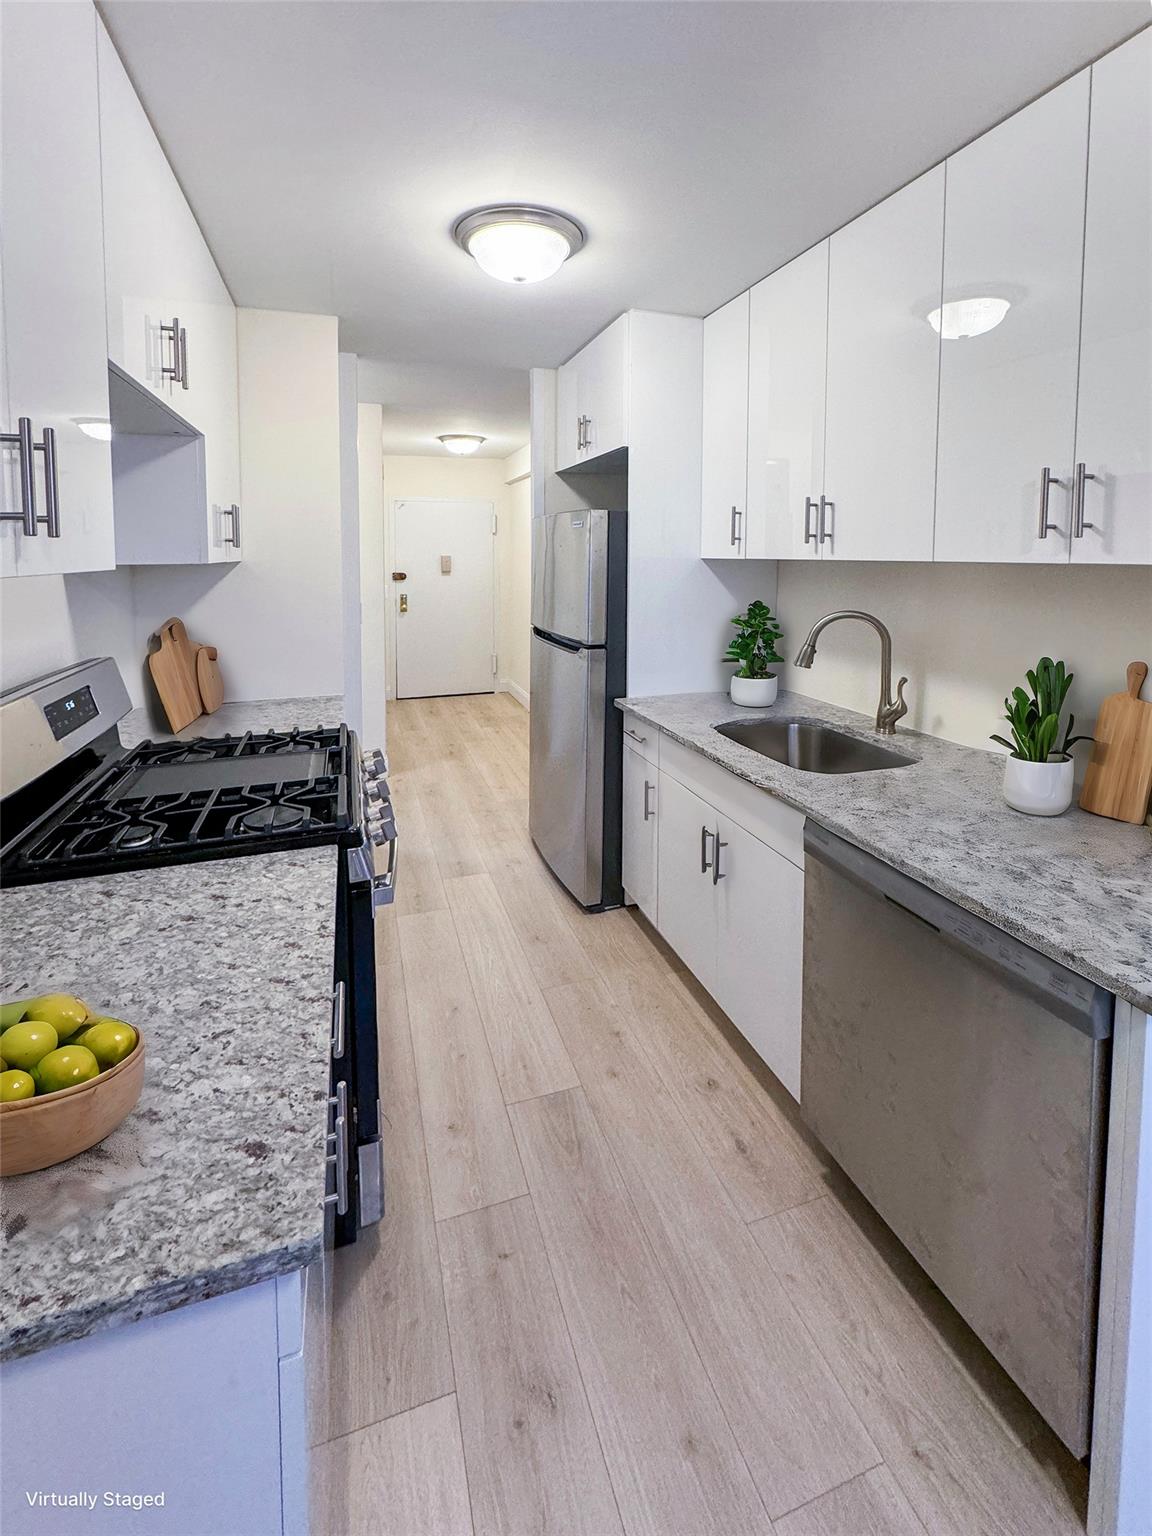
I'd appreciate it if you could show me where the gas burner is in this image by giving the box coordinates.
[118,823,157,850]
[240,803,307,833]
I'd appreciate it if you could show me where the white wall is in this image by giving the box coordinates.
[338,352,363,737]
[0,567,141,700]
[776,560,1152,766]
[380,451,530,703]
[498,446,532,705]
[357,403,387,747]
[129,309,343,708]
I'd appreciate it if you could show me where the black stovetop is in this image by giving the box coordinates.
[1,726,358,886]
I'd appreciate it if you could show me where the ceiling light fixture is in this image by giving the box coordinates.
[453,205,585,284]
[927,296,1011,340]
[437,433,486,455]
[75,417,112,441]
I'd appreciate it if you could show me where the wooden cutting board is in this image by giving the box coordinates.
[195,645,224,714]
[148,617,203,733]
[1079,661,1152,824]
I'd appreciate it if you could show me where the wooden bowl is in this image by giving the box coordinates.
[0,1033,145,1176]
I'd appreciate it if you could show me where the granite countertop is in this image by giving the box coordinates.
[119,695,345,748]
[0,696,347,1361]
[617,690,1152,1013]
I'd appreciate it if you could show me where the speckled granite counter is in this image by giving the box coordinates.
[119,695,344,748]
[0,842,338,1361]
[617,690,1152,1013]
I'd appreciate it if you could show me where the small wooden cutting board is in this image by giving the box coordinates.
[148,617,202,733]
[195,645,224,714]
[1079,661,1152,824]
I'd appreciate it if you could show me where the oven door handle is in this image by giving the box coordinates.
[331,979,347,1060]
[370,828,399,908]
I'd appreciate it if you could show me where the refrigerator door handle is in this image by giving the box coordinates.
[531,626,585,654]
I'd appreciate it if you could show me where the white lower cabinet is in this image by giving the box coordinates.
[654,769,718,995]
[712,813,804,1100]
[639,728,806,1099]
[622,740,658,924]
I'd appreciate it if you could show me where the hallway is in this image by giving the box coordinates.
[314,692,1088,1536]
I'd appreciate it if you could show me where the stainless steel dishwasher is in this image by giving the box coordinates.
[801,823,1113,1458]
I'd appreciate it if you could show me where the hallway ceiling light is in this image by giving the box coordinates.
[927,296,1011,339]
[437,433,486,455]
[453,205,585,284]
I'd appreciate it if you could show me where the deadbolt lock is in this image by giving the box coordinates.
[399,594,408,614]
[391,571,407,581]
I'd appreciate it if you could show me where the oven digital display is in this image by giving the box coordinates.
[43,685,98,740]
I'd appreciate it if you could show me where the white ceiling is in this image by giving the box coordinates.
[100,1,1146,456]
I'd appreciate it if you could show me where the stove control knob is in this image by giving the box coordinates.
[366,781,385,802]
[362,749,388,778]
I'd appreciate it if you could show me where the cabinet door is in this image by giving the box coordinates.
[622,742,658,922]
[746,243,828,560]
[935,75,1089,564]
[578,316,628,461]
[823,168,943,561]
[655,770,717,994]
[701,292,750,558]
[713,815,804,1100]
[1072,32,1151,566]
[1,1,115,578]
[556,356,582,471]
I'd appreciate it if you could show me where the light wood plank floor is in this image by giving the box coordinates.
[316,691,1088,1536]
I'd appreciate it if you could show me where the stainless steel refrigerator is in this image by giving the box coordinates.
[529,509,627,910]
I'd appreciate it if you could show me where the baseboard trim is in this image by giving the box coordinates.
[497,677,530,710]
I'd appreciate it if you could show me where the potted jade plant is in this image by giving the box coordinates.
[991,657,1090,816]
[722,600,784,707]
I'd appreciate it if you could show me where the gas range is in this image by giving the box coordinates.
[0,658,396,1247]
[2,725,358,885]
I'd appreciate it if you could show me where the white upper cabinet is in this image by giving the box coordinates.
[0,1,115,578]
[745,242,829,560]
[555,315,629,470]
[1072,30,1151,566]
[97,20,240,563]
[934,75,1090,564]
[700,293,750,557]
[823,167,944,562]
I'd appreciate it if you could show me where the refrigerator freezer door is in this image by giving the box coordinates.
[529,630,605,906]
[531,510,609,645]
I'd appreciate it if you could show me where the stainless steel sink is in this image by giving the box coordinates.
[714,717,915,774]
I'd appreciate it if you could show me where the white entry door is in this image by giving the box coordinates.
[393,497,496,698]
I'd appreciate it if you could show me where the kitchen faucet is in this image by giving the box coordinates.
[794,611,909,734]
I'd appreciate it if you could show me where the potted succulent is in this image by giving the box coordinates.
[991,657,1090,816]
[723,600,785,707]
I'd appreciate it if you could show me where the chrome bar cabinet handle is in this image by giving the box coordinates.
[161,317,182,385]
[712,826,728,886]
[623,726,646,744]
[804,496,819,546]
[818,495,833,545]
[643,780,654,821]
[700,824,714,875]
[1072,462,1097,537]
[331,979,347,1060]
[1038,466,1063,538]
[178,326,189,390]
[0,417,38,535]
[39,428,60,537]
[730,505,742,547]
[223,503,241,548]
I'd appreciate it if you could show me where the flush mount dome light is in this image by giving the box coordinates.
[437,433,486,455]
[453,205,585,284]
[927,296,1011,340]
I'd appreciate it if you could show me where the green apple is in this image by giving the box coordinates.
[0,1069,36,1102]
[0,1001,29,1029]
[0,1021,59,1072]
[74,1019,137,1069]
[35,1045,99,1094]
[23,993,90,1041]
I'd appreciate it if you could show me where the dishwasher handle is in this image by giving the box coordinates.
[803,822,1114,1040]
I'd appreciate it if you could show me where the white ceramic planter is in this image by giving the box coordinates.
[729,674,778,708]
[1002,753,1075,817]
